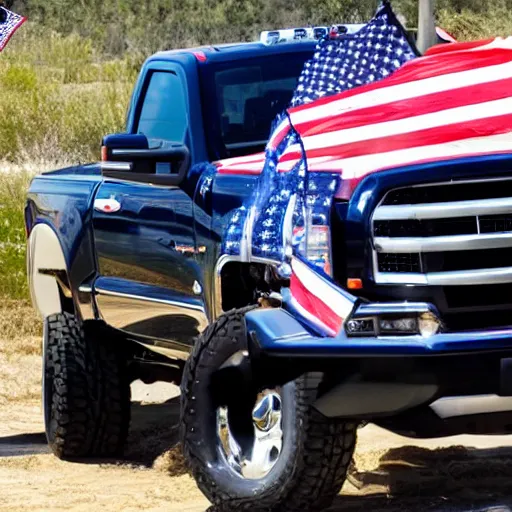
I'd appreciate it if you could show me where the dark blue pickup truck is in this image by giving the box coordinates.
[24,33,512,512]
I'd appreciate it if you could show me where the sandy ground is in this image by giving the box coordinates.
[1,380,512,512]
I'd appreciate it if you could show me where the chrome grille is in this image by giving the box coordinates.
[371,178,512,286]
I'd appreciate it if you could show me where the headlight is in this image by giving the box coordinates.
[294,207,332,276]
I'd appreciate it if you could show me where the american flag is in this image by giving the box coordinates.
[0,6,26,52]
[291,0,417,107]
[218,36,512,193]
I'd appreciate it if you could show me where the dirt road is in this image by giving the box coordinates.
[2,381,512,512]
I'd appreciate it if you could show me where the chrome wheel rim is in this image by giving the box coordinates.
[217,390,283,479]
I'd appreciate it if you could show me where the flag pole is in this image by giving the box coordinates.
[417,0,437,53]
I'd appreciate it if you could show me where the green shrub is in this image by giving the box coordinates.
[0,23,137,163]
[0,170,33,300]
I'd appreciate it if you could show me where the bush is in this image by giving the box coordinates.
[0,24,137,163]
[0,169,33,300]
[438,7,512,41]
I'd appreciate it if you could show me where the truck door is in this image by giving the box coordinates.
[92,65,208,358]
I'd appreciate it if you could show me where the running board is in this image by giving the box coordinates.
[430,395,512,419]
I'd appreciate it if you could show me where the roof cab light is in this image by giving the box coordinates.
[260,25,364,45]
[192,51,207,62]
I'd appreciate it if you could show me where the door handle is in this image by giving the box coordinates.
[94,196,121,213]
[157,237,205,256]
[174,243,195,256]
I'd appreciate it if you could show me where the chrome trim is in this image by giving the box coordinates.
[111,149,144,155]
[214,255,242,319]
[213,254,280,319]
[430,395,512,419]
[95,288,207,360]
[375,266,512,286]
[374,232,512,253]
[100,161,132,172]
[371,177,512,286]
[353,302,436,317]
[217,390,283,480]
[373,197,512,220]
[240,205,257,262]
[95,287,206,312]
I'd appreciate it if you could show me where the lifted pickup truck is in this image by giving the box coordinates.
[24,24,512,512]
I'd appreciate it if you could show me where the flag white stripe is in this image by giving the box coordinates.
[304,132,512,177]
[216,153,265,166]
[287,296,337,336]
[292,258,355,319]
[468,37,512,52]
[289,60,512,128]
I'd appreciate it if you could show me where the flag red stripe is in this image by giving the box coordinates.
[352,149,512,180]
[293,76,512,138]
[290,271,342,334]
[279,112,512,164]
[425,38,494,56]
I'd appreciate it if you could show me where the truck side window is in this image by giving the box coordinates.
[137,71,188,143]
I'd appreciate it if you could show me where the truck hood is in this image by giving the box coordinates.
[217,37,512,201]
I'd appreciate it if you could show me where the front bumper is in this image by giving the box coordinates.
[246,306,512,357]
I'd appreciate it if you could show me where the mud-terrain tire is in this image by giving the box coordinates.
[180,308,358,511]
[43,312,131,459]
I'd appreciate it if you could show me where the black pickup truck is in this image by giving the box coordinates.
[24,24,512,512]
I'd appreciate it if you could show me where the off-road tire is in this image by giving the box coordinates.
[43,312,131,459]
[180,307,358,511]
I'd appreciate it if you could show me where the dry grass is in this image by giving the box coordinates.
[0,300,41,344]
[0,23,137,163]
[0,301,41,405]
[0,169,37,301]
[0,349,41,405]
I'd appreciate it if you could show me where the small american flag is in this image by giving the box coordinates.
[0,6,26,52]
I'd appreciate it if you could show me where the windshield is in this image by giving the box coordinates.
[201,52,313,161]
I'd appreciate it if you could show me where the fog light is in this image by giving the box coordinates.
[418,312,441,337]
[379,317,418,334]
[346,319,374,335]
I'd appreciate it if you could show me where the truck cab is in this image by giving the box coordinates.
[124,41,316,164]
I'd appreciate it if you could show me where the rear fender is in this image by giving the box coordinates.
[27,223,69,318]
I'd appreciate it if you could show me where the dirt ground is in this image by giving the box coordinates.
[1,307,512,512]
[2,378,512,512]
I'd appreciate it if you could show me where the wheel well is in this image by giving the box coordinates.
[219,262,281,312]
[27,224,74,318]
